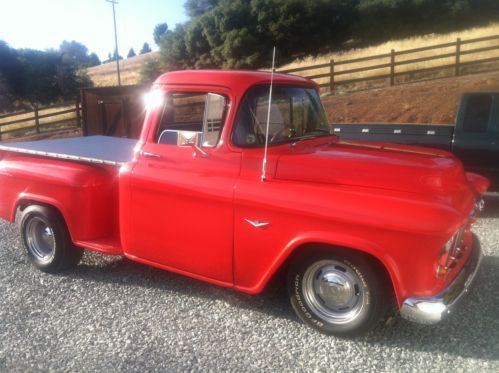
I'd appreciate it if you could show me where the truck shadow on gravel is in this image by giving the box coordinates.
[363,255,499,361]
[64,251,499,361]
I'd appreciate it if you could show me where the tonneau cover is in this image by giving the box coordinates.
[0,136,137,166]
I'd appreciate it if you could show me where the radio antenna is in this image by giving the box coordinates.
[261,46,276,182]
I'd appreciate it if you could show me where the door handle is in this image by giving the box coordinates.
[141,151,161,158]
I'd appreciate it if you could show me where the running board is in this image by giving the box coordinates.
[74,238,123,255]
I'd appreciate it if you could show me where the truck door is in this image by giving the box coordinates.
[126,89,241,284]
[453,93,499,184]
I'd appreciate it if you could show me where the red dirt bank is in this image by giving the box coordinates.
[323,71,499,124]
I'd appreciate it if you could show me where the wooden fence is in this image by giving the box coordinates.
[0,101,82,141]
[279,35,499,91]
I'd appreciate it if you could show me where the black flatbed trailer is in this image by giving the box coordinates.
[333,92,499,188]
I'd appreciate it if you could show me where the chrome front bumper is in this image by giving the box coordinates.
[400,234,483,324]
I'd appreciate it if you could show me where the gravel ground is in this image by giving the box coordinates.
[0,197,498,372]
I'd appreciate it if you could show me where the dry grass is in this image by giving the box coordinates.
[278,22,499,89]
[85,23,499,90]
[86,52,159,87]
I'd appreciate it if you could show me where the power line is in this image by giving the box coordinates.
[105,0,121,86]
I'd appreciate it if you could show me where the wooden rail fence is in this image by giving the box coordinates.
[279,35,499,91]
[0,100,82,141]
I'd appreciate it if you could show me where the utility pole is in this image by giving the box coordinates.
[106,0,121,85]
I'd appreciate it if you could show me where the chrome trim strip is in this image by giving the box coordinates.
[400,234,482,324]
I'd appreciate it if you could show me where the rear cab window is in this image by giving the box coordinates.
[462,94,493,133]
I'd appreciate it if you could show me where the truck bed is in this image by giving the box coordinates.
[0,136,137,166]
[332,123,454,150]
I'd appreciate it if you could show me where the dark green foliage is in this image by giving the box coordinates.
[59,40,101,67]
[0,40,92,108]
[184,0,221,18]
[153,23,169,45]
[0,41,23,100]
[140,56,162,84]
[87,53,101,67]
[140,42,152,54]
[127,48,137,58]
[112,49,123,60]
[151,0,499,77]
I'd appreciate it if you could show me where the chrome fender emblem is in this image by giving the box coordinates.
[244,219,270,228]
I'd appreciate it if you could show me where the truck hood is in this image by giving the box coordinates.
[275,139,470,195]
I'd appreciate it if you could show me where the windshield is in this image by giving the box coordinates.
[232,85,331,147]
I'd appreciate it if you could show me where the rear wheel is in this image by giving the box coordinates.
[288,249,391,337]
[20,205,83,273]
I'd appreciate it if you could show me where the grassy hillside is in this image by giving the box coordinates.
[86,23,499,88]
[279,22,499,71]
[278,22,499,90]
[86,51,158,87]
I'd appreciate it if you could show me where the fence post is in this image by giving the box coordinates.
[329,59,335,91]
[390,49,395,86]
[455,38,461,76]
[76,100,82,128]
[34,106,40,133]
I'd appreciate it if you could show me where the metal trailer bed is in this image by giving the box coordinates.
[332,123,454,150]
[0,136,138,166]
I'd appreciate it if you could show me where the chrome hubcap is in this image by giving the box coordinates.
[302,260,367,324]
[25,217,56,262]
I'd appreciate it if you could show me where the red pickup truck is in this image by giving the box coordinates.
[0,70,489,337]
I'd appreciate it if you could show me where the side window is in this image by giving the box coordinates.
[462,95,492,133]
[156,92,227,147]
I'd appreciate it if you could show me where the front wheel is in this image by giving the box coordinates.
[20,205,83,273]
[288,250,390,337]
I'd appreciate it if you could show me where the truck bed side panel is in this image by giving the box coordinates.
[0,154,119,244]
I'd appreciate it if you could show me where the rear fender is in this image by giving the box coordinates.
[13,193,72,237]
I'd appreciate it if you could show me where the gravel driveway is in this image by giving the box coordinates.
[1,196,498,372]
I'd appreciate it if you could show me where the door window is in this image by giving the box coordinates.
[156,92,227,148]
[462,95,493,133]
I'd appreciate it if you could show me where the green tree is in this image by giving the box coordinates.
[59,40,101,67]
[127,48,137,58]
[140,42,152,54]
[112,49,123,60]
[184,0,221,17]
[159,24,190,70]
[153,23,169,45]
[15,49,91,107]
[157,0,499,71]
[0,41,23,100]
[87,52,101,67]
[1,41,92,108]
[140,56,162,83]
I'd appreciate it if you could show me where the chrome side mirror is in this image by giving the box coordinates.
[158,130,208,157]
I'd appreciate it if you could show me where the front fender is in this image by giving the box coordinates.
[234,230,402,304]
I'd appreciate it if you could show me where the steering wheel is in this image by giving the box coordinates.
[270,126,295,143]
[248,107,267,144]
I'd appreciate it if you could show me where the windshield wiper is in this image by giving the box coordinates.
[290,130,333,146]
